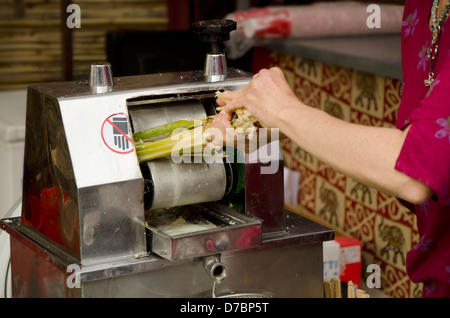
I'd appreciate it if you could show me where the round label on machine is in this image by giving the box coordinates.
[101,113,134,154]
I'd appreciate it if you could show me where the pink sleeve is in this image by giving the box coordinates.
[395,69,450,205]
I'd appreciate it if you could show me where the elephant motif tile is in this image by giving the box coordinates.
[346,178,378,210]
[375,214,411,269]
[351,71,385,120]
[295,56,322,86]
[315,176,345,228]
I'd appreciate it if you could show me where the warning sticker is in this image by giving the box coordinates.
[101,113,134,154]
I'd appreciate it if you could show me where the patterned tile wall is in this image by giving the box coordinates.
[253,48,422,298]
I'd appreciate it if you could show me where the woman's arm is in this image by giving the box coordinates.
[214,67,434,204]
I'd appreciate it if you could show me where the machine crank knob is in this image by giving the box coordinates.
[192,19,237,53]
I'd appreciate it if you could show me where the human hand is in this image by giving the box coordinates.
[215,67,299,129]
[209,110,236,146]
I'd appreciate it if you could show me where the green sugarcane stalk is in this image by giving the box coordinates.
[133,117,210,142]
[134,119,220,164]
[135,127,189,151]
[137,129,197,162]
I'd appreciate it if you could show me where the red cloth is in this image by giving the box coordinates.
[232,2,403,39]
[396,0,450,298]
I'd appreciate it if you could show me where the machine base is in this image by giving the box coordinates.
[1,210,333,298]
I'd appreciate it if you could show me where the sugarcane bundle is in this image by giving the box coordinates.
[133,116,223,164]
[215,91,258,134]
[133,92,259,164]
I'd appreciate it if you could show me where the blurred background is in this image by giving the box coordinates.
[0,0,405,90]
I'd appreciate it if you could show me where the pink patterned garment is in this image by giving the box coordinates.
[396,0,450,297]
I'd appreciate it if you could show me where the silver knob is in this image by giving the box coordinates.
[204,53,227,82]
[89,62,113,93]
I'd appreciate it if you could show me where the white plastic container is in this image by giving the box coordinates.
[0,89,27,219]
[323,240,340,282]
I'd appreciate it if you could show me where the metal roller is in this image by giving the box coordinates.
[144,157,227,210]
[129,99,228,210]
[129,99,208,131]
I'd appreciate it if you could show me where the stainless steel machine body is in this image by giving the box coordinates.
[18,68,272,264]
[1,21,333,296]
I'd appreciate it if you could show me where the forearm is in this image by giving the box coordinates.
[277,103,433,204]
[218,66,433,204]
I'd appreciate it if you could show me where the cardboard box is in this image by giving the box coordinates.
[335,236,362,288]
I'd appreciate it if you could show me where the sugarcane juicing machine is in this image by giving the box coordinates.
[1,20,333,297]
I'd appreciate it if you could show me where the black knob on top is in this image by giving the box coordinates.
[192,19,237,53]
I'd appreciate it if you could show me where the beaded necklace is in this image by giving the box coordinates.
[425,0,450,86]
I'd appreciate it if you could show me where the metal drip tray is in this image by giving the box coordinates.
[145,202,262,260]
